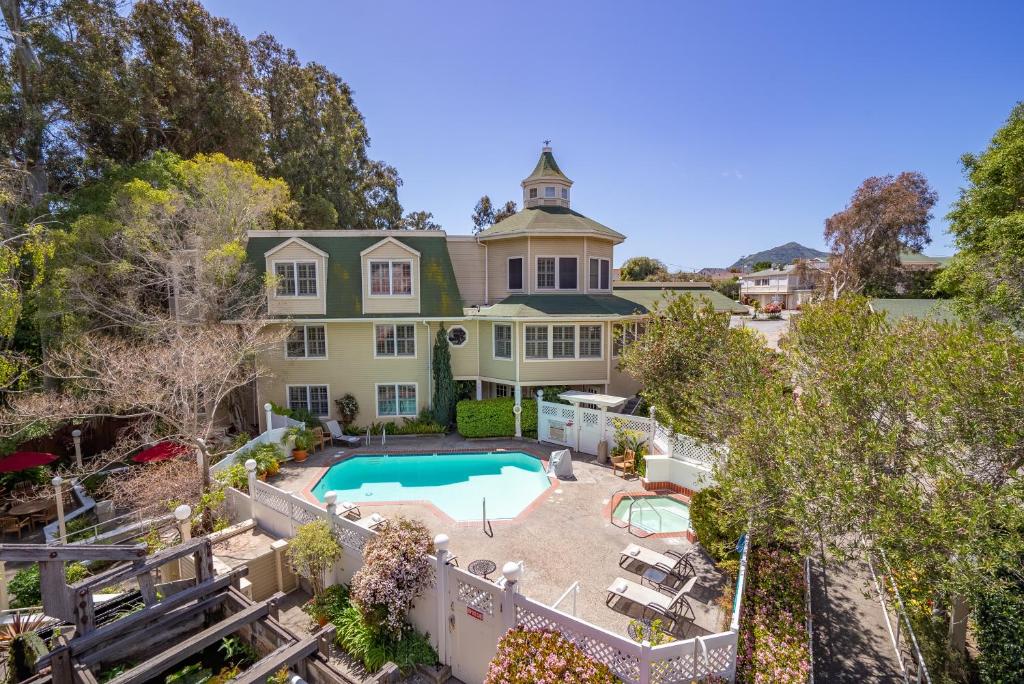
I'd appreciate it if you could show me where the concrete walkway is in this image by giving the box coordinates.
[809,553,904,683]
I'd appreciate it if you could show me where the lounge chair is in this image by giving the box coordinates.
[354,513,387,531]
[619,543,697,582]
[338,501,361,520]
[611,449,636,477]
[324,420,362,447]
[606,575,698,622]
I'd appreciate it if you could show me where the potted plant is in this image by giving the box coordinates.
[286,426,314,462]
[334,393,359,428]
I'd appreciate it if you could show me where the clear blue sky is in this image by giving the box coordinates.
[204,0,1023,268]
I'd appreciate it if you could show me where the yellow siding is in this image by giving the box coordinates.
[583,239,615,293]
[477,320,516,381]
[258,321,432,428]
[361,240,421,315]
[266,242,327,316]
[446,239,487,305]
[485,237,529,302]
[444,319,480,378]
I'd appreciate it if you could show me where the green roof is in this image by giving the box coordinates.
[476,287,745,318]
[524,148,571,182]
[870,298,959,323]
[899,252,953,266]
[476,206,625,242]
[246,234,464,319]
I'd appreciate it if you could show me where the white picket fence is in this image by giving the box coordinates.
[240,478,745,683]
[536,398,723,469]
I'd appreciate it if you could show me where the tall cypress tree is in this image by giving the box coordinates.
[432,326,456,426]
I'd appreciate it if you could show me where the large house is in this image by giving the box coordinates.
[739,252,952,309]
[248,146,741,430]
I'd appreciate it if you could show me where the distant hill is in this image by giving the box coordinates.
[730,242,830,271]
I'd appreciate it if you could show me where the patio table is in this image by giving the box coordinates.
[8,499,51,517]
[468,559,497,580]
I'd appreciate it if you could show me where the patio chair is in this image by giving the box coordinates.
[606,575,698,623]
[30,502,58,528]
[324,420,362,447]
[611,449,636,477]
[338,501,362,520]
[312,427,327,452]
[619,543,697,582]
[354,513,387,531]
[1,516,30,539]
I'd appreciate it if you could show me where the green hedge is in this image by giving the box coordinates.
[456,398,537,438]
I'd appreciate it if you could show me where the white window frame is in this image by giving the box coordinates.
[375,382,418,418]
[579,324,603,358]
[367,259,414,297]
[551,325,576,359]
[493,323,512,360]
[273,260,318,297]
[447,325,468,347]
[613,320,644,358]
[495,383,512,398]
[521,323,604,361]
[507,256,525,292]
[561,187,569,200]
[588,257,611,291]
[544,186,556,198]
[285,384,330,417]
[285,325,327,359]
[535,255,579,291]
[373,323,417,358]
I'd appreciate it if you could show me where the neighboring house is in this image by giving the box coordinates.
[739,252,952,309]
[738,258,829,309]
[247,146,743,430]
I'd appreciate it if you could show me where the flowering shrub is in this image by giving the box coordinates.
[736,545,810,683]
[485,628,617,684]
[350,517,434,637]
[762,302,783,314]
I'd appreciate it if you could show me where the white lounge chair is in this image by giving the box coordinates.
[324,420,361,447]
[338,501,361,520]
[606,575,698,622]
[619,543,697,581]
[354,512,387,531]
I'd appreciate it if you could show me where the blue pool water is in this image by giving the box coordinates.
[311,452,552,521]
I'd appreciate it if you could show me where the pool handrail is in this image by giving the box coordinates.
[628,496,663,536]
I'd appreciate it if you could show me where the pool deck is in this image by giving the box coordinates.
[270,435,729,639]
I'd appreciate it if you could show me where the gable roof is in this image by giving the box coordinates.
[263,236,330,259]
[359,236,420,258]
[246,233,463,319]
[476,206,625,242]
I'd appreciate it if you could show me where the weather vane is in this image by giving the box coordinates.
[543,139,551,147]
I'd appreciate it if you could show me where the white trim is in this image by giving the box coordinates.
[263,236,329,259]
[359,236,422,258]
[588,257,612,292]
[270,259,320,298]
[507,255,525,292]
[366,258,415,298]
[374,382,419,418]
[283,324,329,360]
[492,322,513,361]
[535,255,580,291]
[447,325,468,348]
[372,323,418,359]
[284,383,331,418]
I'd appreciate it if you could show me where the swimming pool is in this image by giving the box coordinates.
[311,452,552,521]
[613,496,691,534]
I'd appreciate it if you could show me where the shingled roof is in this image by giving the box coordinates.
[476,206,625,242]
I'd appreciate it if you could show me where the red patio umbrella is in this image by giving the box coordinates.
[132,442,190,464]
[0,451,58,473]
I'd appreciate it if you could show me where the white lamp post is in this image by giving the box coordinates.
[52,476,67,544]
[264,403,273,431]
[174,504,192,542]
[245,459,258,520]
[71,429,83,469]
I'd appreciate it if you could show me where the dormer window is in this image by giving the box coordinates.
[369,260,413,296]
[529,188,537,199]
[275,261,317,297]
[544,186,556,198]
